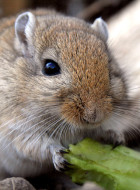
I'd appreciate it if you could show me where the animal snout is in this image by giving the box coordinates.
[83,105,104,124]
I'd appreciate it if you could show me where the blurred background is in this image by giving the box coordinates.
[0,0,134,22]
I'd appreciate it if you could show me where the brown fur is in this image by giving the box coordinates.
[0,9,127,179]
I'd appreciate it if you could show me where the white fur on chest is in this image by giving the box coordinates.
[0,137,49,178]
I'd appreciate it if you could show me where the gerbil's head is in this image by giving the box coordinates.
[14,11,126,131]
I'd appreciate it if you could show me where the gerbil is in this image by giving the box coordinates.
[0,9,139,180]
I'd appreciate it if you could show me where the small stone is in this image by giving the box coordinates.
[0,177,36,190]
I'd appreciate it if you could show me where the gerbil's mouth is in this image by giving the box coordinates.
[83,118,102,125]
[76,120,102,130]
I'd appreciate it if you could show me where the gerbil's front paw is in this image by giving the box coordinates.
[109,131,125,148]
[50,145,70,171]
[102,130,126,148]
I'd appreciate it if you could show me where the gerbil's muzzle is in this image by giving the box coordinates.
[60,91,113,128]
[82,103,105,124]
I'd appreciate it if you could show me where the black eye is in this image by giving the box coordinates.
[42,59,60,76]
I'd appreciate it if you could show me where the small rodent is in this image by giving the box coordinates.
[0,9,139,180]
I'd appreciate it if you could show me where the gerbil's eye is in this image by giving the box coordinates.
[42,59,60,76]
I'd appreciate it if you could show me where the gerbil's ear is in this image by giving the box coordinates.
[15,12,36,55]
[91,18,108,42]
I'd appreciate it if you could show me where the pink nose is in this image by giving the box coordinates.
[83,107,104,124]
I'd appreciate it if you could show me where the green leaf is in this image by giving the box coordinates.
[64,138,140,190]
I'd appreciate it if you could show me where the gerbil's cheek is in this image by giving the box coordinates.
[60,99,82,126]
[110,77,126,100]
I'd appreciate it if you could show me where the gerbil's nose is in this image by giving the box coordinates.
[83,105,104,124]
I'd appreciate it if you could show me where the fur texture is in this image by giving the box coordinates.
[0,9,137,179]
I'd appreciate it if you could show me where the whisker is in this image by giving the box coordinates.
[57,121,67,142]
[62,122,70,145]
[0,105,49,131]
[26,117,64,154]
[45,119,65,146]
[0,110,52,143]
[113,107,140,119]
[21,115,59,148]
[111,112,139,131]
[0,113,58,152]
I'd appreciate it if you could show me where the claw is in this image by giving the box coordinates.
[60,149,69,154]
[112,141,122,149]
[63,160,72,166]
[50,145,71,172]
